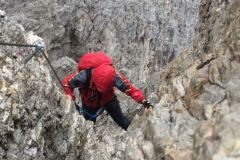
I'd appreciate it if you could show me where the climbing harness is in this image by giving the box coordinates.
[0,42,65,90]
[79,107,104,120]
[74,88,104,120]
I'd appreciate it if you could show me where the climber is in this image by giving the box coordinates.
[63,51,153,130]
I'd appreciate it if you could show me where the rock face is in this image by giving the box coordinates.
[1,0,201,95]
[157,1,240,159]
[0,0,239,160]
[0,21,77,159]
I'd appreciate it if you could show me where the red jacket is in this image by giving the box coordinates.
[63,52,145,108]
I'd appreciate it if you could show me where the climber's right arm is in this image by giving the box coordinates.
[68,70,87,88]
[62,70,87,100]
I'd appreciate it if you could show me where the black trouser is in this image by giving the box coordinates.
[80,95,130,130]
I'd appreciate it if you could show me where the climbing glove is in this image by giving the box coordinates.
[142,100,153,109]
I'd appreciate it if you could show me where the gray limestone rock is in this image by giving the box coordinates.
[0,0,239,160]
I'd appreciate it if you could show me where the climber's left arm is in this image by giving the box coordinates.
[114,71,153,110]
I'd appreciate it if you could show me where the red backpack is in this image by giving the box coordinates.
[78,51,115,93]
[78,51,113,72]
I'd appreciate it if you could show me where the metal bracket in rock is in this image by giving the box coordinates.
[0,42,64,90]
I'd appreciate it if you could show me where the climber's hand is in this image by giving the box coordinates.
[144,106,153,115]
[142,100,153,116]
[142,100,153,108]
